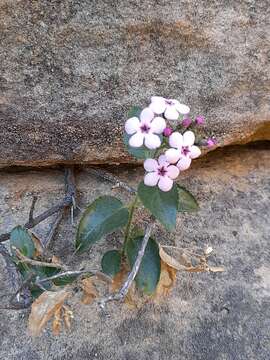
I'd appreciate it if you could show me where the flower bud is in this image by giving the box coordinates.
[207,138,217,147]
[195,116,205,125]
[182,117,192,127]
[163,127,173,137]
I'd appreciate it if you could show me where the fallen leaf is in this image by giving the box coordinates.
[52,307,62,336]
[63,305,73,330]
[208,266,225,273]
[29,231,45,256]
[28,289,70,336]
[159,246,187,271]
[154,260,177,300]
[81,278,98,305]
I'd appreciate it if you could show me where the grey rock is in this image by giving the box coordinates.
[0,143,269,359]
[0,1,270,167]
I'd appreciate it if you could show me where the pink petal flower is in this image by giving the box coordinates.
[125,117,140,134]
[164,106,179,120]
[189,145,201,159]
[144,172,159,187]
[129,132,144,147]
[167,165,179,179]
[144,133,161,149]
[195,116,205,125]
[149,97,166,114]
[169,132,183,149]
[177,156,192,171]
[165,148,181,164]
[158,154,169,166]
[158,176,173,192]
[163,127,173,137]
[144,159,158,172]
[150,116,166,134]
[183,131,195,146]
[182,118,192,127]
[140,108,154,122]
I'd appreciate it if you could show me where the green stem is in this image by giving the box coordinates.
[123,194,139,253]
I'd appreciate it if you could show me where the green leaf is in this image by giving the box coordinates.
[123,133,157,160]
[101,250,121,277]
[127,106,142,118]
[76,196,129,253]
[177,185,199,212]
[138,181,178,231]
[53,274,79,286]
[126,236,161,295]
[10,226,35,258]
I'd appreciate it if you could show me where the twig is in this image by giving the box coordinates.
[88,167,136,195]
[98,220,155,309]
[36,269,112,285]
[28,195,38,223]
[14,248,67,270]
[43,211,63,249]
[0,168,77,244]
[0,244,22,291]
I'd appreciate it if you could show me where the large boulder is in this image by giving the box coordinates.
[0,1,269,167]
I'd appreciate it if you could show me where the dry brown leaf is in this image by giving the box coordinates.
[154,260,177,300]
[29,231,44,257]
[63,305,73,330]
[81,278,98,305]
[159,246,187,271]
[52,307,62,336]
[28,289,70,337]
[208,266,225,272]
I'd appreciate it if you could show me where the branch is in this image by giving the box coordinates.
[98,220,155,309]
[88,167,136,195]
[14,248,67,270]
[28,195,38,223]
[43,211,63,249]
[0,168,77,244]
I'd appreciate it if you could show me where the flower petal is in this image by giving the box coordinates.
[183,131,195,146]
[144,133,161,149]
[125,117,140,135]
[144,159,158,172]
[164,107,179,120]
[177,156,192,171]
[144,172,159,187]
[175,102,190,115]
[149,97,166,114]
[158,176,173,192]
[169,132,183,149]
[150,117,166,134]
[165,148,181,164]
[158,154,169,166]
[129,132,144,148]
[167,165,179,179]
[190,145,201,159]
[140,107,154,122]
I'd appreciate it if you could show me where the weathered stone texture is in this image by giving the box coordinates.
[0,143,269,359]
[0,1,269,166]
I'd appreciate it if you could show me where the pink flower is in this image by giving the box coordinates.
[165,131,201,171]
[125,108,166,149]
[144,155,179,192]
[182,117,192,127]
[206,138,217,147]
[149,96,190,120]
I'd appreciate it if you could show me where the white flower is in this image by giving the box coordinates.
[165,131,201,171]
[149,96,190,120]
[125,108,166,149]
[144,155,179,192]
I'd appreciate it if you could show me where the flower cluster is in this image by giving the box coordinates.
[125,96,216,192]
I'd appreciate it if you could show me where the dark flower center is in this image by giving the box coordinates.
[181,146,190,156]
[140,123,151,133]
[165,100,174,106]
[158,166,167,177]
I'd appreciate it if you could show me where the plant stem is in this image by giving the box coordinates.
[123,194,139,252]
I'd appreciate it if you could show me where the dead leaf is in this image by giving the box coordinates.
[63,305,73,330]
[28,289,70,336]
[159,246,187,271]
[208,266,225,273]
[81,278,98,305]
[154,260,177,300]
[52,307,62,336]
[29,231,44,257]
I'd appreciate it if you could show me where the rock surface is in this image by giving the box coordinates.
[0,1,270,167]
[0,143,269,359]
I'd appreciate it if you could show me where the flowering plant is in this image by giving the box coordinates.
[0,96,220,336]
